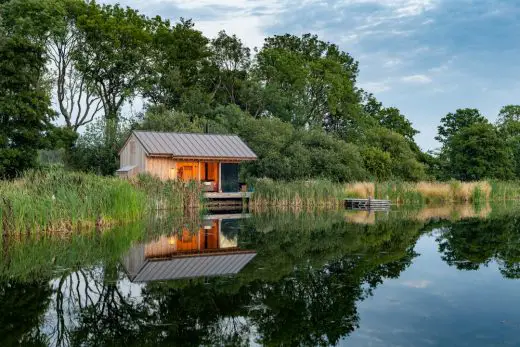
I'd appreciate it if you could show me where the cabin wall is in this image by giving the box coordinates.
[146,157,177,180]
[119,133,147,173]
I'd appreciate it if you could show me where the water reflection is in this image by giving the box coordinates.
[1,205,520,346]
[123,215,256,282]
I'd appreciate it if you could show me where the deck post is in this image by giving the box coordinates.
[218,162,222,192]
[198,160,201,182]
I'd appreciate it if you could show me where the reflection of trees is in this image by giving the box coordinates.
[0,212,423,346]
[436,216,520,278]
[0,280,52,346]
[64,212,421,346]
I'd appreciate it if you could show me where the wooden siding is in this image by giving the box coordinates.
[119,133,147,174]
[146,157,177,180]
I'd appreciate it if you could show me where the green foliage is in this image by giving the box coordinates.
[446,123,513,180]
[436,108,488,146]
[0,0,57,178]
[496,105,520,136]
[74,2,156,125]
[67,117,131,175]
[254,33,361,129]
[361,146,392,180]
[231,113,367,181]
[365,127,426,181]
[145,18,211,109]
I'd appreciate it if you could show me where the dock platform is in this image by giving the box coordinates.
[204,192,252,199]
[345,198,391,210]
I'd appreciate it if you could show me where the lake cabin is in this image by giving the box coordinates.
[117,131,257,196]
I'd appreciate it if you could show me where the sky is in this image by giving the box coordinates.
[102,0,520,150]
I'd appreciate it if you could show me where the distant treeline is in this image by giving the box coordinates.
[1,0,520,182]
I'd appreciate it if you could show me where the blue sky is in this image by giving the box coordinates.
[103,0,520,150]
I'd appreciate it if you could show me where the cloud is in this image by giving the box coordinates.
[401,74,432,84]
[384,58,402,67]
[402,280,432,288]
[362,81,392,93]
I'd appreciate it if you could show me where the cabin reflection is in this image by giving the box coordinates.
[122,214,256,282]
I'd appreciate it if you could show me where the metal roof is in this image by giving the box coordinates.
[116,165,137,172]
[132,131,257,160]
[122,248,257,282]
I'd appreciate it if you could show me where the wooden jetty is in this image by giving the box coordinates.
[345,198,391,210]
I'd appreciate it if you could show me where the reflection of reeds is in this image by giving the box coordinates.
[344,210,376,225]
[407,203,492,222]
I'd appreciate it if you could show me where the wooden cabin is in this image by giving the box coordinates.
[117,131,257,193]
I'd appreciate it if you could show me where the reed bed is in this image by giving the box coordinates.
[130,173,204,211]
[253,179,520,208]
[373,181,492,204]
[250,178,345,210]
[0,169,146,234]
[0,168,204,234]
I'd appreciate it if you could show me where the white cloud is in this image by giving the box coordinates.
[344,0,437,17]
[401,74,432,84]
[361,81,392,93]
[384,58,402,67]
[402,280,431,288]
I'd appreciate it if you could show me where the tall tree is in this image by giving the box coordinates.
[145,18,210,110]
[0,0,57,178]
[48,0,102,133]
[254,33,362,133]
[496,105,520,136]
[447,122,513,180]
[436,108,487,146]
[206,30,251,107]
[74,2,156,142]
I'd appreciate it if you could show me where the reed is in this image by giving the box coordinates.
[250,179,520,207]
[130,173,204,211]
[250,178,345,210]
[0,168,204,234]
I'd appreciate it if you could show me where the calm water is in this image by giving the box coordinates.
[1,205,520,346]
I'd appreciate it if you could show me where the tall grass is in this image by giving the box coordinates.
[0,168,146,234]
[131,173,204,211]
[252,179,520,207]
[250,178,345,210]
[0,168,204,234]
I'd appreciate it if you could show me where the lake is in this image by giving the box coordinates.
[1,204,520,346]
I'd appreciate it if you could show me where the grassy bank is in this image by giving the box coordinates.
[250,178,520,208]
[0,168,203,234]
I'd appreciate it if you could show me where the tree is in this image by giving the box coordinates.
[254,33,362,132]
[496,105,520,178]
[447,122,513,180]
[67,117,131,175]
[203,30,252,110]
[0,0,57,178]
[74,2,156,142]
[375,107,418,141]
[365,127,426,181]
[48,0,103,134]
[436,108,487,146]
[496,105,520,136]
[145,18,210,110]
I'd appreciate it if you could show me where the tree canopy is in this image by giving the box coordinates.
[2,0,519,182]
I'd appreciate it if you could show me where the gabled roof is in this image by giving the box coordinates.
[128,131,257,160]
[122,245,256,282]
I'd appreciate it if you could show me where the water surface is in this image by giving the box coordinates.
[1,205,520,346]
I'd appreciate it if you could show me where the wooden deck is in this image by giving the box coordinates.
[204,192,252,199]
[345,198,391,210]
